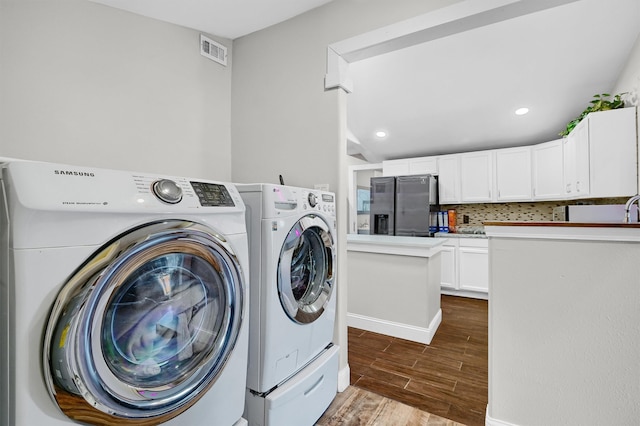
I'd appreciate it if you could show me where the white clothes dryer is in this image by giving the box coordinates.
[238,184,338,426]
[0,161,249,426]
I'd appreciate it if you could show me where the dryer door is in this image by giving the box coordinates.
[43,220,245,425]
[277,214,335,324]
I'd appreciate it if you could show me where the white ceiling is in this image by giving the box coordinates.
[347,0,640,162]
[89,0,334,39]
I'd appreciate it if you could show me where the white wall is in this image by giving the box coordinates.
[230,0,459,189]
[612,33,640,192]
[0,0,232,180]
[488,235,640,425]
[613,33,640,104]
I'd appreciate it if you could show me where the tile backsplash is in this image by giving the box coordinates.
[442,198,630,227]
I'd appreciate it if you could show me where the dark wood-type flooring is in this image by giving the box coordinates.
[347,295,488,426]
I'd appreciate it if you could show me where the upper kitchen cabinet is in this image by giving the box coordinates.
[382,156,438,176]
[438,154,461,204]
[585,107,637,198]
[382,159,409,176]
[409,156,438,175]
[532,139,565,200]
[460,151,493,203]
[495,146,532,201]
[563,118,590,198]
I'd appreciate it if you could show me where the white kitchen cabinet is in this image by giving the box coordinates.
[532,139,565,200]
[586,107,637,198]
[439,240,457,291]
[381,107,637,204]
[438,154,461,204]
[458,238,489,293]
[382,159,409,176]
[563,118,590,198]
[460,151,493,203]
[382,156,438,176]
[440,237,488,296]
[409,156,438,175]
[495,146,532,201]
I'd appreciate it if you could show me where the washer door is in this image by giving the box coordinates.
[43,220,245,425]
[277,214,335,324]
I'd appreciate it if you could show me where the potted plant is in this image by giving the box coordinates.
[559,93,626,137]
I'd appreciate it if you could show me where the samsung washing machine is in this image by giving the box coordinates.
[0,160,250,426]
[238,184,339,426]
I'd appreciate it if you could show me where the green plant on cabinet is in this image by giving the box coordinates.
[559,93,626,137]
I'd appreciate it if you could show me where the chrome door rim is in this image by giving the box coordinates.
[277,214,335,324]
[42,220,245,423]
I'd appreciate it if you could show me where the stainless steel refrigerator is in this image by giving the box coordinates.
[369,174,439,237]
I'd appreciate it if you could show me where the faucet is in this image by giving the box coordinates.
[624,194,640,223]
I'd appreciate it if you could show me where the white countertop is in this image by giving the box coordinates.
[347,234,447,257]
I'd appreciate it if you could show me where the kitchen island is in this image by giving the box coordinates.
[484,221,640,426]
[346,234,446,344]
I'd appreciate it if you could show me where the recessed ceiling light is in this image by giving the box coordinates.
[515,107,529,115]
[375,130,387,138]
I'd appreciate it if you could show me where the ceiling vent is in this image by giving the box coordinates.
[200,34,227,66]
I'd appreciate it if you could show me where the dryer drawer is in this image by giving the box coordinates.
[246,345,339,426]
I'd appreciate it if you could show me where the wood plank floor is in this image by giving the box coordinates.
[346,295,488,426]
[316,386,465,426]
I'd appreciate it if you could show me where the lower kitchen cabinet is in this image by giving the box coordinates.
[458,239,489,292]
[440,241,457,290]
[440,237,488,298]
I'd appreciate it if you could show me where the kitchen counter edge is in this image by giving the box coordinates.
[485,221,640,242]
[347,234,447,257]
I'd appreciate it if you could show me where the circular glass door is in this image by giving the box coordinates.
[277,214,335,324]
[43,220,245,424]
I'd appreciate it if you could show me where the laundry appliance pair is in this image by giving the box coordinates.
[0,160,250,426]
[238,184,339,426]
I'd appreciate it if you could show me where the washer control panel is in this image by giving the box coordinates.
[302,190,335,217]
[308,192,318,208]
[190,181,235,207]
[152,179,183,204]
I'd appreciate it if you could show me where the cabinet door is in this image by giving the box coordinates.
[438,155,461,204]
[532,139,564,200]
[440,243,457,290]
[458,240,489,293]
[563,118,590,198]
[574,127,590,196]
[562,136,577,197]
[587,107,637,198]
[460,151,493,202]
[495,147,532,201]
[409,156,438,175]
[382,159,409,177]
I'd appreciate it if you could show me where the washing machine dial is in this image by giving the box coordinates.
[308,192,318,208]
[153,179,183,204]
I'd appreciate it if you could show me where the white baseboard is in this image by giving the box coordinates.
[485,406,518,426]
[441,289,488,300]
[346,309,442,344]
[337,364,350,392]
